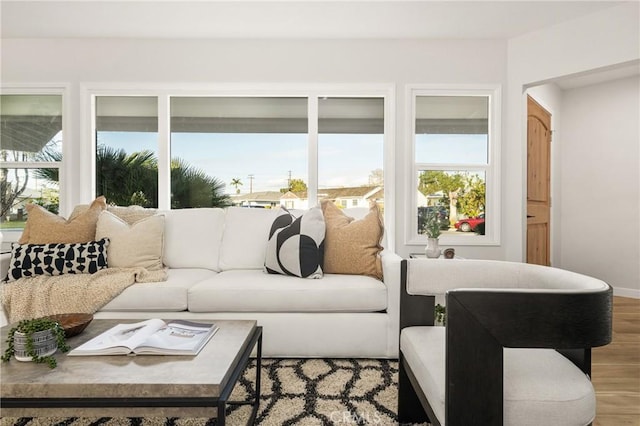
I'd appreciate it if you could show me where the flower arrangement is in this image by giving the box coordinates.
[2,318,70,368]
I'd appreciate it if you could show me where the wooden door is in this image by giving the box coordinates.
[527,96,551,266]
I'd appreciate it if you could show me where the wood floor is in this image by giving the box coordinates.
[592,296,640,425]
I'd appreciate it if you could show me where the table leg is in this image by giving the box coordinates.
[222,326,263,426]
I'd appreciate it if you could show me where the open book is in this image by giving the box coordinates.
[68,319,218,356]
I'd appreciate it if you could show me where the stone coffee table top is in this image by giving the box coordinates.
[1,318,260,418]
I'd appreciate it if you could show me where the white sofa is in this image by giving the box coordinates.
[1,206,401,358]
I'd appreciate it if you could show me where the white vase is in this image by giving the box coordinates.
[425,238,441,258]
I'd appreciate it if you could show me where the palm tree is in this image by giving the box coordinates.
[34,145,231,208]
[230,178,243,194]
[171,158,230,208]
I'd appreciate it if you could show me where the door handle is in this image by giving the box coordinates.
[527,215,535,218]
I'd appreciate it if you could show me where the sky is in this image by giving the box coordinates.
[98,131,386,194]
[97,131,486,195]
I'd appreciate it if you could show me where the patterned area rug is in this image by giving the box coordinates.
[1,358,426,426]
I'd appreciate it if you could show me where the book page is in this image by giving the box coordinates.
[134,320,217,355]
[68,319,166,355]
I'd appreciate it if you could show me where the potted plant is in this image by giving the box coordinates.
[425,211,442,258]
[2,318,70,368]
[434,304,446,326]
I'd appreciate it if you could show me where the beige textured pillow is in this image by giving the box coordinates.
[70,204,157,225]
[19,196,107,244]
[95,211,165,270]
[321,200,384,280]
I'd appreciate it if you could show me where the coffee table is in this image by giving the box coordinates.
[1,319,262,426]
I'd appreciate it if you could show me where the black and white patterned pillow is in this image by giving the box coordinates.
[264,207,325,279]
[6,238,110,282]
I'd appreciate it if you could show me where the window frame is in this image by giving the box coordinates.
[0,84,70,248]
[405,84,501,246]
[81,83,395,248]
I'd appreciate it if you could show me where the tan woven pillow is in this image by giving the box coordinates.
[70,204,157,225]
[19,196,107,244]
[95,210,165,270]
[321,200,384,280]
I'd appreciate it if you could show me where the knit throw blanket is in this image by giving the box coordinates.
[1,267,167,323]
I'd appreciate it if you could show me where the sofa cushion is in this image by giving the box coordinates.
[187,269,387,313]
[19,196,107,244]
[101,268,217,312]
[96,211,165,270]
[161,208,225,271]
[264,207,325,279]
[6,238,109,282]
[400,326,596,426]
[321,200,384,280]
[219,207,281,270]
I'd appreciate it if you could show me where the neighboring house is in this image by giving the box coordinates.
[280,186,383,210]
[230,191,282,208]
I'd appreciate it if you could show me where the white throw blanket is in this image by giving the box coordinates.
[1,267,167,323]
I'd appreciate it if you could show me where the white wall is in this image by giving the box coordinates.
[2,3,638,269]
[559,76,640,297]
[506,2,640,265]
[0,38,508,259]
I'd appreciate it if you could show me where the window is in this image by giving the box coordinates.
[318,97,384,212]
[408,86,500,245]
[87,86,393,248]
[95,96,159,207]
[170,97,307,209]
[1,93,63,239]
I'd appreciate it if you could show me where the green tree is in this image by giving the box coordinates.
[170,158,230,209]
[33,145,230,208]
[230,178,243,194]
[418,171,465,198]
[418,171,464,215]
[280,178,307,193]
[0,166,28,219]
[457,174,485,218]
[95,146,158,206]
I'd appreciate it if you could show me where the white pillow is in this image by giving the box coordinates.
[219,207,281,270]
[161,208,225,271]
[264,206,325,279]
[96,211,164,270]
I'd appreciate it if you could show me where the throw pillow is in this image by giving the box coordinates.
[69,203,157,225]
[19,196,107,244]
[321,200,384,280]
[95,211,165,270]
[264,206,325,279]
[6,238,109,282]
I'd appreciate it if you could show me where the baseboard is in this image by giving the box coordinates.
[613,287,640,299]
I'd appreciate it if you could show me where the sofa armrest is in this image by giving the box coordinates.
[381,250,402,355]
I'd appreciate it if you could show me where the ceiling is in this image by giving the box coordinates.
[0,1,626,40]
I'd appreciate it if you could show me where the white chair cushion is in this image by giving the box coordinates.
[400,326,596,426]
[161,208,225,271]
[101,268,217,312]
[187,269,387,313]
[219,207,281,270]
